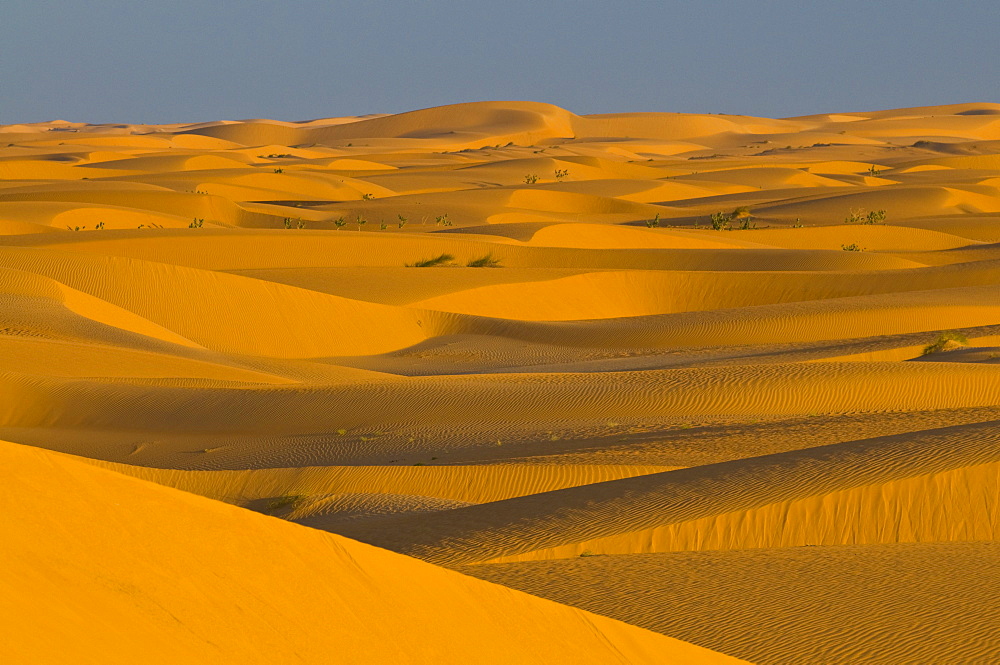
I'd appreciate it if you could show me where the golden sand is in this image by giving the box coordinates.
[2,100,999,663]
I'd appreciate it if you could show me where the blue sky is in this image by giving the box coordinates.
[3,0,998,123]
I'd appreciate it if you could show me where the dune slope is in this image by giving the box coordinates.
[0,441,740,665]
[4,100,1000,663]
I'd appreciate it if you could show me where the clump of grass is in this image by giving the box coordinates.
[524,174,539,184]
[466,253,502,268]
[841,243,864,251]
[189,218,204,228]
[406,253,455,267]
[267,494,307,511]
[709,206,756,230]
[845,208,886,225]
[865,209,886,224]
[645,213,661,228]
[710,211,731,230]
[273,168,284,174]
[921,331,968,356]
[844,208,865,224]
[554,168,569,180]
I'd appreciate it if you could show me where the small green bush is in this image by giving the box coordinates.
[845,208,886,225]
[524,174,539,184]
[921,331,969,356]
[406,253,455,267]
[865,209,886,224]
[267,494,307,511]
[710,211,731,230]
[467,253,502,268]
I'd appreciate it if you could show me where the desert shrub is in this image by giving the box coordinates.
[554,169,569,180]
[435,214,452,227]
[356,216,367,231]
[362,193,375,200]
[466,253,502,268]
[844,208,866,224]
[189,218,204,228]
[524,174,539,184]
[406,253,455,268]
[845,208,885,224]
[841,243,864,251]
[267,494,307,511]
[710,211,731,230]
[397,214,408,228]
[333,217,347,230]
[707,206,755,230]
[645,213,661,228]
[273,168,283,174]
[921,331,969,356]
[868,165,882,176]
[865,209,886,224]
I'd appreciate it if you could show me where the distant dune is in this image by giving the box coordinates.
[2,101,999,663]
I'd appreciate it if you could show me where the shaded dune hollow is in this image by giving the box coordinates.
[3,100,1000,664]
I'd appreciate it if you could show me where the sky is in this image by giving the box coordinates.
[3,1,999,124]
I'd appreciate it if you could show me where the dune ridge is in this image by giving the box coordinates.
[4,99,1000,663]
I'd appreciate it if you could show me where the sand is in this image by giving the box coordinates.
[2,100,999,663]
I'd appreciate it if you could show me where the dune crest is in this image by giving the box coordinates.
[4,100,1000,663]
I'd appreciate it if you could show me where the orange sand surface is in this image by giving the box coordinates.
[2,100,1000,663]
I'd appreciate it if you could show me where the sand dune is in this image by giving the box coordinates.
[331,420,1000,563]
[0,441,739,664]
[459,542,1000,665]
[3,100,999,662]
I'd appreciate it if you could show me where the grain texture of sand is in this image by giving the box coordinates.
[3,100,999,663]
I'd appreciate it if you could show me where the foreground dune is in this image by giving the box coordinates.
[0,441,739,664]
[3,100,1000,663]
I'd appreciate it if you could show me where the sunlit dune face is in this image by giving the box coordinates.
[3,100,1000,664]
